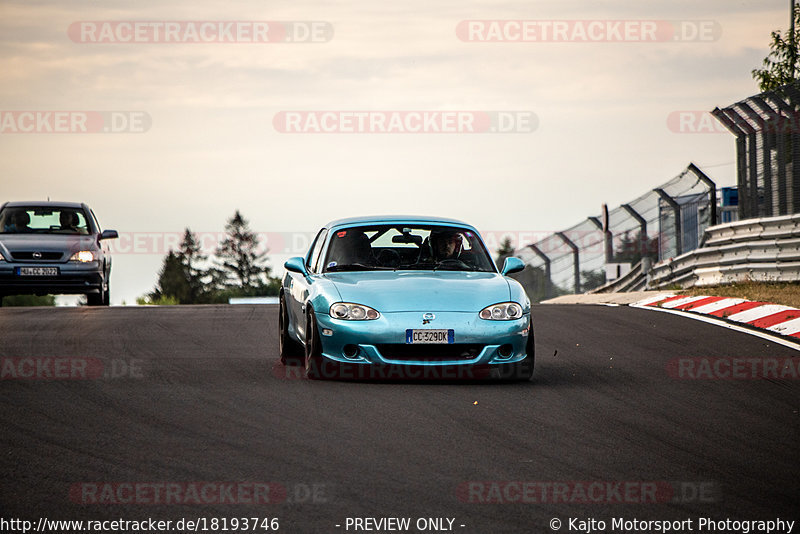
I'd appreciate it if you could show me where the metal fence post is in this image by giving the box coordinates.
[527,244,552,299]
[655,188,682,257]
[555,231,580,293]
[688,163,717,226]
[587,216,612,263]
[620,203,648,258]
[713,106,756,218]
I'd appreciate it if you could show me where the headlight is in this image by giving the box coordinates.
[69,250,95,263]
[330,302,380,320]
[479,302,523,320]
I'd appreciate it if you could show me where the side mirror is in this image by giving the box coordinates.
[99,229,119,240]
[501,257,525,276]
[285,256,309,276]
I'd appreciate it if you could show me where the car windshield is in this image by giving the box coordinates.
[0,206,90,235]
[322,224,496,273]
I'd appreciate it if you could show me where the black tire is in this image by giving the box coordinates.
[86,291,103,306]
[87,274,109,307]
[304,309,325,380]
[279,294,304,365]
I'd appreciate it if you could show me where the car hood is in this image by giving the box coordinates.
[323,270,511,312]
[0,234,96,255]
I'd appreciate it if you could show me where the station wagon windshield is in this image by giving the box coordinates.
[0,206,90,235]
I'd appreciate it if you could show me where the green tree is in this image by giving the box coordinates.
[176,228,208,303]
[149,251,191,303]
[752,4,800,92]
[141,214,282,305]
[509,264,564,303]
[496,237,514,257]
[215,210,280,296]
[580,269,606,292]
[614,230,659,265]
[494,237,516,270]
[496,243,564,302]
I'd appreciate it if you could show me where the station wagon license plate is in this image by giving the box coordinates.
[406,329,454,344]
[17,267,59,276]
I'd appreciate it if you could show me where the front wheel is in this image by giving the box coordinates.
[305,309,325,380]
[279,295,304,365]
[86,290,104,306]
[87,275,109,306]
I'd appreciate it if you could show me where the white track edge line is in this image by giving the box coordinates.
[630,304,800,353]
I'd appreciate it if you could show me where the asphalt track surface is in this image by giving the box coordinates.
[0,304,798,533]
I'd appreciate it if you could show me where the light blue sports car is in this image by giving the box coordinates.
[279,216,533,381]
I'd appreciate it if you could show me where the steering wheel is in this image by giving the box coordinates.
[436,258,470,270]
[377,249,402,268]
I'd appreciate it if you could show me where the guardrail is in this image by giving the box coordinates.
[590,260,647,293]
[647,213,800,288]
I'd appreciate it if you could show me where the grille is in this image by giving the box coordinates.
[11,252,64,261]
[376,344,484,362]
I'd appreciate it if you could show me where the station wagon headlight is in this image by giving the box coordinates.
[330,302,380,320]
[69,250,94,263]
[479,302,523,320]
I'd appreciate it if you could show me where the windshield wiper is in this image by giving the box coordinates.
[325,263,391,272]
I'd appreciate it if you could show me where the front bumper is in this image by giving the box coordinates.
[313,310,531,367]
[0,261,104,295]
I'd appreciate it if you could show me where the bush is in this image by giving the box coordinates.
[136,295,180,306]
[1,294,56,306]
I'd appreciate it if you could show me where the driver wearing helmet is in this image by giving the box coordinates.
[429,228,464,261]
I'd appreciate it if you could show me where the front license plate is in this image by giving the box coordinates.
[405,329,454,344]
[17,267,59,276]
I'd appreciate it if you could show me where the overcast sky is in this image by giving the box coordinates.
[0,0,790,304]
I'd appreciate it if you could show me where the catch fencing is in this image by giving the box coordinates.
[517,163,716,300]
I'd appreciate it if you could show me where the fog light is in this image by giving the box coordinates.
[343,344,359,359]
[497,344,513,359]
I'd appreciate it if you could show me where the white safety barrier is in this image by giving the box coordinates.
[647,213,800,289]
[590,260,647,293]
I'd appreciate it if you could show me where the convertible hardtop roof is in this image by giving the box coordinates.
[2,201,87,210]
[325,215,474,230]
